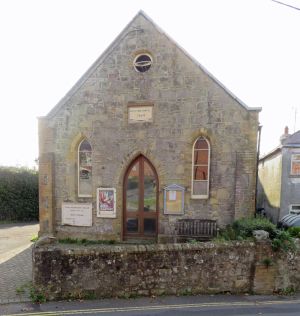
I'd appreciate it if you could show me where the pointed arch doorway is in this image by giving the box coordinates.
[123,155,159,240]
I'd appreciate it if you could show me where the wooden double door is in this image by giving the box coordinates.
[123,155,158,240]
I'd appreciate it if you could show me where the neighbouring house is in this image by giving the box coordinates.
[38,11,261,242]
[257,127,300,223]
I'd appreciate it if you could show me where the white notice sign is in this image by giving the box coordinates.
[62,203,92,227]
[129,106,153,123]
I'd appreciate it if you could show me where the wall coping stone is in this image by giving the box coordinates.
[34,241,256,255]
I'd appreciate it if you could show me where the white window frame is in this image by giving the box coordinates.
[291,154,300,176]
[191,136,210,199]
[78,139,92,198]
[289,204,300,215]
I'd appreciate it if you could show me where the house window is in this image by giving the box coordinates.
[78,139,92,197]
[291,154,300,176]
[289,205,300,215]
[192,136,210,198]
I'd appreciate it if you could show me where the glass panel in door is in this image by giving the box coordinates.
[126,160,139,212]
[144,218,156,234]
[143,160,157,212]
[126,218,139,233]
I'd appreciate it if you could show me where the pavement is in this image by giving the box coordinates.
[0,223,39,305]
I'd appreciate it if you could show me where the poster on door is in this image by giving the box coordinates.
[97,188,116,218]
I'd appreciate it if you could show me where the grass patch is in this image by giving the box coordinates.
[0,220,20,225]
[16,282,46,303]
[278,286,296,296]
[30,286,46,304]
[30,234,39,242]
[261,257,273,268]
[16,285,26,295]
[179,288,193,296]
[58,238,116,245]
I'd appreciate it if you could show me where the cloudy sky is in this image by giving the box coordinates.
[0,0,299,167]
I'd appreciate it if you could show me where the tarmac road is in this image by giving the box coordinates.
[2,294,300,316]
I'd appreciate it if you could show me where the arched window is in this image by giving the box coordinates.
[192,136,210,198]
[78,139,92,197]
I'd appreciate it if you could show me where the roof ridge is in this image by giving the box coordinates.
[44,10,261,119]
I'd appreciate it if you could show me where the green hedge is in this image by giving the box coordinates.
[0,167,38,221]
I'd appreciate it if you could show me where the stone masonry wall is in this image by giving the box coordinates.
[32,241,300,300]
[39,13,260,240]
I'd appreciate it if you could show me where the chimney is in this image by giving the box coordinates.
[284,126,289,135]
[280,126,290,144]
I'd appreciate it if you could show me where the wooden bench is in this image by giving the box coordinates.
[175,219,218,242]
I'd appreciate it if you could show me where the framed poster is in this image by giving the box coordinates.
[62,203,92,226]
[164,184,185,215]
[97,188,116,218]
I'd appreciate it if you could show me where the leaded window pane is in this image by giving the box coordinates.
[78,139,92,196]
[194,137,208,150]
[194,166,208,180]
[194,150,209,165]
[193,181,208,196]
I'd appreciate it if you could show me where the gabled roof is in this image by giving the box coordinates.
[283,130,300,146]
[259,146,281,162]
[44,10,262,119]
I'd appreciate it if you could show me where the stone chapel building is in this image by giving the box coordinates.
[38,11,261,242]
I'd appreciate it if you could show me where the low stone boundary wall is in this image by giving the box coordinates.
[32,241,300,300]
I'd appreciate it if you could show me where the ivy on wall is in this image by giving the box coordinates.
[0,167,38,221]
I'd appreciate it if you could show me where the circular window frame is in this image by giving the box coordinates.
[133,53,153,73]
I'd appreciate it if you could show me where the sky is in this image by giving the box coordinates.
[0,0,299,167]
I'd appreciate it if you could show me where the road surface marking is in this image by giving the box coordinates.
[5,299,300,316]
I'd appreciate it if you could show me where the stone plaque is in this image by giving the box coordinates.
[128,106,153,123]
[62,203,92,226]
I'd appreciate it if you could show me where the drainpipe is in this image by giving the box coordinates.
[255,124,262,215]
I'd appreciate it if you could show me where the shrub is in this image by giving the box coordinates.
[0,166,38,221]
[217,226,239,241]
[287,227,300,238]
[216,217,296,252]
[232,216,277,239]
[271,230,296,252]
[217,216,277,241]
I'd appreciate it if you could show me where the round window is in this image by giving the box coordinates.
[133,54,153,73]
